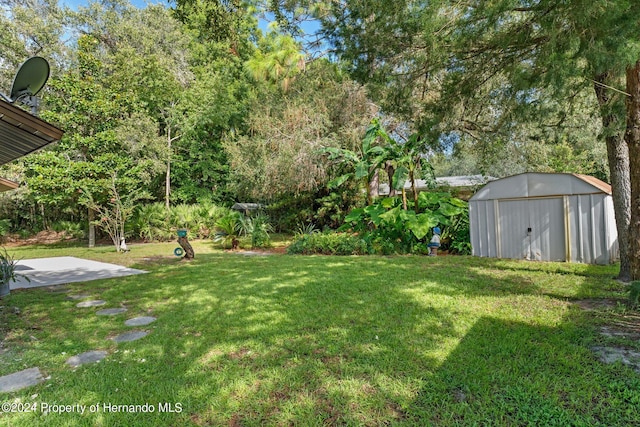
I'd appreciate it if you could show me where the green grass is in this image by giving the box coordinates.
[0,242,638,426]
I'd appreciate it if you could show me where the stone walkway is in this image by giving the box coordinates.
[0,291,156,393]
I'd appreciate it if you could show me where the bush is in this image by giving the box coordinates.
[0,219,10,243]
[132,202,231,241]
[630,281,640,308]
[239,214,273,249]
[132,203,173,242]
[50,221,85,240]
[287,232,371,255]
[339,192,471,255]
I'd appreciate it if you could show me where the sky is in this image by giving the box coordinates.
[59,0,321,46]
[62,0,174,10]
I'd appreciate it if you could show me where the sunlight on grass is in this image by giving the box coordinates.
[0,244,637,426]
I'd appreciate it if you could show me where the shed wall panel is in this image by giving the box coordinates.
[469,200,498,257]
[529,197,566,261]
[469,173,618,265]
[497,200,530,259]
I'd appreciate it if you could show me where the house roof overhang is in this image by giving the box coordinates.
[0,99,63,166]
[0,176,18,192]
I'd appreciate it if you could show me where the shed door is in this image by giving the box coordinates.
[498,198,566,261]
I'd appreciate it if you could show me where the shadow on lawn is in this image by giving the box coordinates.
[3,253,635,426]
[408,316,640,426]
[113,254,632,424]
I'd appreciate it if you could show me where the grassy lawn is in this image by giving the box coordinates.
[0,242,638,426]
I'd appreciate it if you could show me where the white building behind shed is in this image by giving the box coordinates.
[469,173,618,264]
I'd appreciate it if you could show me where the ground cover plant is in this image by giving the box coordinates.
[0,243,638,426]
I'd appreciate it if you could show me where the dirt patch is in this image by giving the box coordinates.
[574,298,640,373]
[572,298,623,311]
[2,230,78,246]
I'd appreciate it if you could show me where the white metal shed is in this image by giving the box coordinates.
[469,173,618,264]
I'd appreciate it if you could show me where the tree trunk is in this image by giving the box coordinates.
[410,170,419,213]
[88,208,95,248]
[624,61,640,280]
[177,235,195,260]
[594,73,631,281]
[165,128,172,210]
[368,168,379,205]
[386,162,397,197]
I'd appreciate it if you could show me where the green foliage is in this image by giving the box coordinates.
[287,231,371,255]
[0,219,11,243]
[0,247,27,292]
[294,222,319,237]
[340,192,470,255]
[239,214,273,249]
[131,202,229,241]
[214,210,243,249]
[50,221,85,240]
[132,203,173,242]
[629,281,640,308]
[266,193,318,232]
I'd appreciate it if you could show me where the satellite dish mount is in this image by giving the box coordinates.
[0,56,50,115]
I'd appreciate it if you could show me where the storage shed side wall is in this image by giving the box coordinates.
[469,200,497,258]
[565,194,614,264]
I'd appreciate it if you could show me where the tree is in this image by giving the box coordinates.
[226,58,375,202]
[324,119,389,205]
[272,0,639,279]
[245,31,305,91]
[81,170,150,252]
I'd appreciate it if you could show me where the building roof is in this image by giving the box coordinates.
[0,176,18,192]
[0,99,63,166]
[378,175,495,196]
[470,172,612,201]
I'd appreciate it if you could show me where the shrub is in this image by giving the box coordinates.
[239,214,273,249]
[287,232,371,255]
[214,211,242,249]
[0,219,10,243]
[50,221,85,239]
[630,281,640,308]
[339,192,471,255]
[0,248,27,297]
[132,203,173,242]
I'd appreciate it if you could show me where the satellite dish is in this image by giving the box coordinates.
[10,56,50,101]
[0,57,50,114]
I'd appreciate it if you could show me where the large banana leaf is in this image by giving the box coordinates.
[406,212,439,239]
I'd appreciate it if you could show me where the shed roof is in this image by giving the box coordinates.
[0,99,63,166]
[470,172,612,201]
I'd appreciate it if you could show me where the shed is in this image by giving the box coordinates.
[469,173,618,264]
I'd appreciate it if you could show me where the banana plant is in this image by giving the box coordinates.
[387,133,436,212]
[324,118,389,205]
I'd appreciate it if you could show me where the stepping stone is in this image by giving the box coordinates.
[76,300,106,308]
[96,308,128,316]
[113,331,149,343]
[0,368,44,392]
[125,316,156,326]
[46,286,69,293]
[238,251,273,256]
[66,350,108,367]
[591,346,640,373]
[67,294,91,300]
